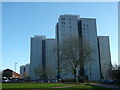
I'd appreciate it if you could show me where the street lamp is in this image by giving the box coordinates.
[15,62,17,72]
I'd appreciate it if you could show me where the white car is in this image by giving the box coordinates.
[2,79,10,83]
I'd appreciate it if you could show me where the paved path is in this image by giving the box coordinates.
[53,84,85,88]
[90,83,120,89]
[53,83,120,89]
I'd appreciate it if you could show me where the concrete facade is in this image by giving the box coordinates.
[30,35,46,80]
[56,15,101,81]
[45,39,57,80]
[20,64,30,78]
[30,36,57,80]
[98,36,112,79]
[28,14,111,81]
[56,15,80,79]
[79,18,101,81]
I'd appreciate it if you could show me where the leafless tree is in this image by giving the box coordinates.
[111,64,120,80]
[34,65,47,80]
[60,60,73,83]
[22,72,26,79]
[59,36,93,82]
[34,64,56,81]
[46,64,56,80]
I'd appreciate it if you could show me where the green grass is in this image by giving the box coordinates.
[65,85,114,89]
[66,85,104,88]
[2,83,72,88]
[2,83,114,90]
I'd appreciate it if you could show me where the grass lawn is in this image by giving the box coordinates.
[2,83,114,90]
[65,85,114,90]
[2,83,72,88]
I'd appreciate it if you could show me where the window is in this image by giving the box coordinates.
[24,67,25,72]
[83,24,85,26]
[61,22,65,24]
[90,73,91,75]
[83,28,85,30]
[61,18,65,20]
[70,26,71,28]
[69,18,71,20]
[70,22,71,24]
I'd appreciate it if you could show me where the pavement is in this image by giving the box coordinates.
[52,83,120,89]
[53,84,86,88]
[90,83,120,90]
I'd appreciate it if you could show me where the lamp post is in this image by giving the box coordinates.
[15,62,17,72]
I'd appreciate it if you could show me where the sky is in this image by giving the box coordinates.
[2,2,118,73]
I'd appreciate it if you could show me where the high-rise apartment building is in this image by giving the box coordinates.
[78,18,101,81]
[30,36,57,80]
[56,15,101,81]
[56,15,80,79]
[28,14,111,81]
[98,36,112,79]
[30,35,46,79]
[45,39,57,80]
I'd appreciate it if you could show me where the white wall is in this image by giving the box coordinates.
[30,35,46,79]
[57,15,79,79]
[58,15,79,43]
[45,39,57,80]
[80,18,101,81]
[20,64,30,78]
[98,36,111,79]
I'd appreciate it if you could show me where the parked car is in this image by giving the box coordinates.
[18,79,25,82]
[2,79,10,83]
[51,79,58,83]
[101,79,113,84]
[8,78,21,82]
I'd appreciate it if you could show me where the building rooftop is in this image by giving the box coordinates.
[80,18,96,20]
[98,36,109,38]
[31,35,46,39]
[59,14,80,19]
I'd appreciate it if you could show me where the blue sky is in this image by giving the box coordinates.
[2,2,118,73]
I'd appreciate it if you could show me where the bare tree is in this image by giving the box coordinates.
[46,64,56,81]
[34,64,56,81]
[111,64,120,80]
[59,36,93,82]
[60,60,73,83]
[22,72,26,79]
[34,65,47,80]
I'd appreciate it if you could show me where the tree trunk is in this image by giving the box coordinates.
[74,71,78,83]
[74,73,76,80]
